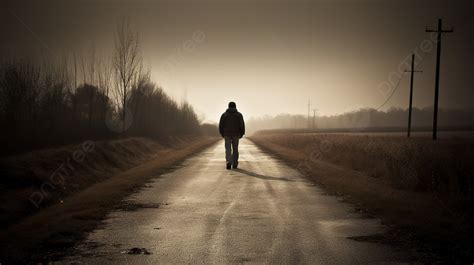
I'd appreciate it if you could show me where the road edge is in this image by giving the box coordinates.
[248,136,473,263]
[0,137,220,263]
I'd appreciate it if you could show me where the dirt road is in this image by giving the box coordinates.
[63,139,410,264]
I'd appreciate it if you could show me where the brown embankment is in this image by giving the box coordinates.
[0,136,219,262]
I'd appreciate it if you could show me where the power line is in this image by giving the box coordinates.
[307,100,311,129]
[373,15,467,114]
[375,76,404,111]
[312,108,318,130]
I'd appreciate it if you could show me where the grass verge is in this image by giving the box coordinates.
[0,136,218,263]
[249,131,473,263]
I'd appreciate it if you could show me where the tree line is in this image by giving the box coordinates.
[0,21,205,155]
[246,107,474,135]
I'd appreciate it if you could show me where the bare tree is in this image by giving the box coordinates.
[87,45,97,130]
[113,19,142,132]
[0,19,204,155]
[97,54,113,136]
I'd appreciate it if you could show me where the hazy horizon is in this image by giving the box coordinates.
[2,0,472,123]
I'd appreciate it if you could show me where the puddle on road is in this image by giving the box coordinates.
[114,202,160,212]
[121,247,152,255]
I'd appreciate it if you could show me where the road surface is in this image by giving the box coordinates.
[64,139,409,264]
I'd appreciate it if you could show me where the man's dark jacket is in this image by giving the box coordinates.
[219,108,245,137]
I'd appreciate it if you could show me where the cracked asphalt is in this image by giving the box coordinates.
[63,139,410,264]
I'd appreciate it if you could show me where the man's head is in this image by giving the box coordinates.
[228,101,236,109]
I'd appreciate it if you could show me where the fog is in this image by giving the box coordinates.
[2,0,473,123]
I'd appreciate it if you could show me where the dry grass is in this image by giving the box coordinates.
[252,131,474,195]
[0,137,202,227]
[0,136,218,262]
[250,131,473,261]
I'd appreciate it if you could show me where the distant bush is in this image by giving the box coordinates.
[200,123,220,137]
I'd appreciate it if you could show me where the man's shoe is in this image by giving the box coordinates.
[226,163,231,170]
[232,163,238,169]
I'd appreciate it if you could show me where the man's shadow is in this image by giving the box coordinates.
[233,168,293,182]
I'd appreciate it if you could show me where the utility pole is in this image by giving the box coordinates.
[404,53,422,138]
[426,18,453,140]
[312,109,317,130]
[307,100,311,130]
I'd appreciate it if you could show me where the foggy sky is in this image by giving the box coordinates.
[1,0,473,122]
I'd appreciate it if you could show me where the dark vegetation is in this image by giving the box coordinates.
[1,137,176,227]
[0,21,220,260]
[0,21,206,156]
[0,137,218,263]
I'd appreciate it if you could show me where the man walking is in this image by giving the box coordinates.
[219,102,245,169]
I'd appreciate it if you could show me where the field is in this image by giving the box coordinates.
[250,130,473,260]
[251,130,474,194]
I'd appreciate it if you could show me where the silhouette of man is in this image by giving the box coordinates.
[219,102,245,169]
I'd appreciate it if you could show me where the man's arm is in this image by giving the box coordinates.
[218,114,225,137]
[240,113,245,138]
